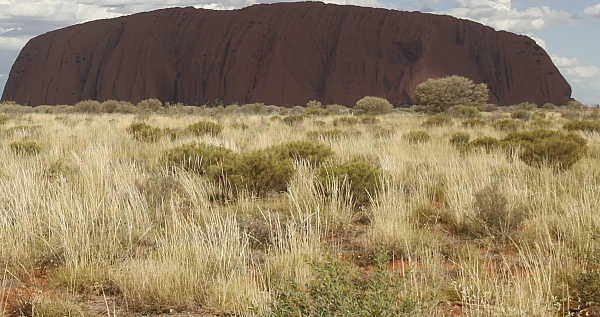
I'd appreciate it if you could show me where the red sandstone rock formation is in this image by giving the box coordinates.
[1,2,571,107]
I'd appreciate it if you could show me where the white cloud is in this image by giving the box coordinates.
[551,54,600,85]
[0,36,31,50]
[584,4,600,18]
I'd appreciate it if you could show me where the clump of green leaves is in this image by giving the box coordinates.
[465,136,502,153]
[163,142,235,174]
[126,122,165,142]
[266,252,417,317]
[563,120,600,133]
[187,120,224,137]
[503,129,587,171]
[354,96,394,115]
[449,132,470,147]
[421,113,451,127]
[10,140,42,155]
[448,105,482,118]
[415,75,489,113]
[333,116,360,127]
[268,139,334,167]
[403,130,430,144]
[317,157,381,207]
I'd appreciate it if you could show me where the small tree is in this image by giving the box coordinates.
[354,96,394,115]
[415,75,489,113]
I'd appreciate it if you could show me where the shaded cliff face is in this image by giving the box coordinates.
[1,2,571,107]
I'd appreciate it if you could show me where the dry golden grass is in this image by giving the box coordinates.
[0,104,599,316]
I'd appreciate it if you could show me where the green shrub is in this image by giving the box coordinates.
[462,118,487,128]
[492,119,519,132]
[10,140,41,155]
[403,131,430,144]
[354,96,394,115]
[333,116,360,126]
[266,252,416,317]
[563,120,600,133]
[448,105,481,118]
[511,110,531,121]
[282,115,306,126]
[542,103,557,110]
[317,158,381,207]
[268,140,334,167]
[163,142,235,174]
[230,122,249,130]
[466,137,502,153]
[415,75,489,113]
[73,100,102,113]
[136,98,163,111]
[530,119,553,129]
[187,120,224,137]
[503,129,587,170]
[360,116,380,125]
[126,122,164,142]
[449,132,470,147]
[517,102,538,110]
[307,129,351,141]
[218,148,294,196]
[421,113,451,127]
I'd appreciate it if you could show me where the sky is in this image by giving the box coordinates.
[0,0,599,105]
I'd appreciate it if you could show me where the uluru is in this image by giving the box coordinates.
[1,1,571,107]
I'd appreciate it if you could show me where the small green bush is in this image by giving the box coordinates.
[354,96,394,115]
[360,116,380,125]
[136,98,163,111]
[187,120,224,137]
[10,140,42,155]
[218,148,294,196]
[530,119,552,129]
[421,113,451,127]
[266,252,416,317]
[492,119,519,132]
[163,142,235,174]
[462,118,487,128]
[317,158,382,207]
[126,122,164,142]
[503,129,587,170]
[448,105,481,118]
[466,137,502,153]
[73,100,102,113]
[333,116,360,127]
[403,131,430,144]
[282,115,306,126]
[542,103,557,110]
[511,110,531,121]
[230,122,249,130]
[268,140,334,167]
[307,129,351,141]
[449,132,470,147]
[563,120,600,133]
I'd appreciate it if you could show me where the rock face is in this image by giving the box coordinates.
[1,2,571,107]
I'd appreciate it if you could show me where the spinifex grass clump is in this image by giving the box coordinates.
[462,118,487,128]
[306,129,352,141]
[421,113,451,127]
[126,122,165,142]
[317,157,382,207]
[465,136,502,153]
[219,148,295,196]
[266,252,417,317]
[403,130,430,144]
[281,115,306,126]
[268,139,334,167]
[492,118,519,132]
[187,120,224,137]
[503,129,587,171]
[163,142,235,174]
[333,116,360,127]
[562,120,600,133]
[449,132,470,147]
[0,113,9,125]
[9,140,42,155]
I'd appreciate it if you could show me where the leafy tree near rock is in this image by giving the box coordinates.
[415,75,489,113]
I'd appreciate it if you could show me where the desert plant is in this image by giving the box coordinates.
[354,96,394,115]
[0,114,9,125]
[268,139,334,167]
[462,118,487,128]
[466,136,502,153]
[282,115,306,126]
[218,148,294,196]
[403,130,430,144]
[563,120,600,133]
[448,105,482,118]
[503,129,587,170]
[333,116,360,126]
[73,100,102,113]
[449,132,470,147]
[187,120,224,137]
[9,140,42,155]
[126,122,164,142]
[163,142,235,174]
[421,113,451,127]
[360,116,380,125]
[317,158,382,207]
[542,103,557,110]
[307,129,352,141]
[136,98,163,111]
[415,75,489,113]
[511,110,531,121]
[492,119,519,132]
